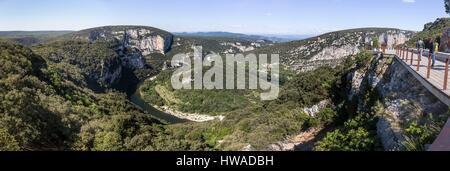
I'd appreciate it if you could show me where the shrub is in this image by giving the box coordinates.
[402,114,447,151]
[314,113,377,151]
[315,127,374,151]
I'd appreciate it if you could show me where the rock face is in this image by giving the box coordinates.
[74,26,173,55]
[72,26,173,71]
[169,36,273,57]
[99,59,123,86]
[269,53,447,151]
[346,54,448,151]
[116,29,173,55]
[440,27,450,53]
[120,53,145,70]
[69,26,174,88]
[256,28,415,72]
[303,100,329,117]
[375,59,447,150]
[376,31,411,50]
[220,42,261,53]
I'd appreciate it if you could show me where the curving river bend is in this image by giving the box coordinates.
[128,84,188,124]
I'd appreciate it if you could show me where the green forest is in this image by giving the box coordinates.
[0,38,388,150]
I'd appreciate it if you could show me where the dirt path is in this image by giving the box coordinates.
[269,125,335,151]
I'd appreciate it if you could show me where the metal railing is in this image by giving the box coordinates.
[395,47,450,90]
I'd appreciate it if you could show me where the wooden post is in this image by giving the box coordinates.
[417,49,421,71]
[402,48,406,59]
[403,49,406,59]
[405,49,409,62]
[406,49,409,62]
[400,48,403,58]
[427,52,432,79]
[410,49,414,65]
[445,58,449,90]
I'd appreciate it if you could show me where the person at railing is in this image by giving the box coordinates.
[416,38,425,57]
[429,38,439,67]
[393,37,397,50]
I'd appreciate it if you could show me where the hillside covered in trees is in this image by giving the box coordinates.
[1,35,385,151]
[0,41,213,151]
[1,21,448,151]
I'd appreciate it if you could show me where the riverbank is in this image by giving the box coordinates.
[131,85,225,123]
[155,105,225,122]
[136,76,226,122]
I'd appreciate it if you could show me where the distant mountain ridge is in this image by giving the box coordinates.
[174,31,310,42]
[0,31,74,37]
[0,31,74,45]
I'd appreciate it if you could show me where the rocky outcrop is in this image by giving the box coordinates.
[73,26,173,55]
[114,29,173,55]
[440,27,450,53]
[72,26,173,71]
[83,57,123,88]
[68,26,174,88]
[303,100,330,117]
[257,28,415,72]
[295,45,361,72]
[100,60,123,86]
[376,59,447,150]
[376,31,411,50]
[220,42,260,53]
[119,52,146,70]
[346,54,448,151]
[305,30,411,71]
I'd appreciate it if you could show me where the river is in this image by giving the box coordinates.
[128,84,188,124]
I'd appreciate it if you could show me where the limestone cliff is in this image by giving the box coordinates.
[254,28,415,72]
[72,26,173,55]
[346,54,448,150]
[66,26,174,88]
[96,58,123,86]
[71,26,173,71]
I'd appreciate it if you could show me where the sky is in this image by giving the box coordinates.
[0,0,447,35]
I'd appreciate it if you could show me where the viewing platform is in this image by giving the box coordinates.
[390,48,450,151]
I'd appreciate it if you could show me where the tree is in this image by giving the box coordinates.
[0,128,20,151]
[372,37,380,50]
[446,0,450,14]
[314,128,375,151]
[314,114,377,151]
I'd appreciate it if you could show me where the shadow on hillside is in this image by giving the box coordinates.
[114,67,140,96]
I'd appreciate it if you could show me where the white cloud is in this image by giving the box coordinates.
[402,0,416,3]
